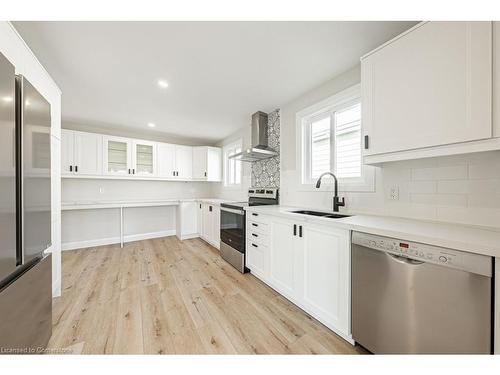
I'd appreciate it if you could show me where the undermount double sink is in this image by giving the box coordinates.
[290,210,350,219]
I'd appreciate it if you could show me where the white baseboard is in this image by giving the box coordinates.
[177,233,200,241]
[62,229,176,251]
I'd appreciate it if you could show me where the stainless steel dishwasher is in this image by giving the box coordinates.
[352,231,492,354]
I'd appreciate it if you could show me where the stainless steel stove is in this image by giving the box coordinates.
[220,188,278,273]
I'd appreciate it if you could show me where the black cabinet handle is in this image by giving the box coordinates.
[209,205,212,212]
[199,204,202,209]
[204,171,207,177]
[128,169,131,174]
[252,223,258,227]
[75,165,78,172]
[252,233,258,237]
[252,243,258,248]
[299,225,303,238]
[172,171,175,176]
[252,213,258,216]
[364,135,369,149]
[293,224,297,236]
[132,169,135,174]
[69,165,72,172]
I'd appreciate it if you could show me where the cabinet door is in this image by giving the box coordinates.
[269,217,298,298]
[74,131,102,176]
[197,202,203,235]
[103,136,132,176]
[133,140,156,177]
[299,224,351,335]
[61,129,74,175]
[206,147,222,182]
[157,143,176,178]
[201,203,210,241]
[362,21,492,155]
[212,205,220,248]
[175,145,193,179]
[192,146,207,179]
[246,239,268,280]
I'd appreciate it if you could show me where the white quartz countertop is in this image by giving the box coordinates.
[245,205,500,258]
[61,198,236,210]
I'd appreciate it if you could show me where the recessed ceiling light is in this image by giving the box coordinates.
[157,79,169,89]
[2,96,13,102]
[147,122,156,128]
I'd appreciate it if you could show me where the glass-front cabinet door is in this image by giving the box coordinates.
[133,140,156,177]
[103,136,132,175]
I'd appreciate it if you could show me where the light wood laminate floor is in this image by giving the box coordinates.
[48,236,366,354]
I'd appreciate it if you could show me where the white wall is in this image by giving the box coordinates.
[210,125,252,201]
[0,22,62,297]
[280,65,500,228]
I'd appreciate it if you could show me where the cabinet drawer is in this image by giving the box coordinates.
[246,239,268,278]
[247,220,269,235]
[247,212,270,224]
[247,230,269,246]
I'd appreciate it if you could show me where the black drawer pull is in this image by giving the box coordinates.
[252,213,258,216]
[293,224,297,236]
[75,165,78,172]
[299,225,303,238]
[252,243,258,248]
[69,165,73,172]
[252,233,258,237]
[252,223,258,227]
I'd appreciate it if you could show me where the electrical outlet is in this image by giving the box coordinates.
[389,185,399,201]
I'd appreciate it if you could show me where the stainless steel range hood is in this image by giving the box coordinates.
[229,111,278,162]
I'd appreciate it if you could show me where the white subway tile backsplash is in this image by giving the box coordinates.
[408,181,437,194]
[438,179,500,194]
[411,165,468,181]
[409,193,466,207]
[468,194,500,209]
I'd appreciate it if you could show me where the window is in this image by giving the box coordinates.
[223,140,242,187]
[298,84,374,192]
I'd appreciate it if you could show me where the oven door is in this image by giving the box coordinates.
[220,207,245,253]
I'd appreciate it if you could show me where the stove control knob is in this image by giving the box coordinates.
[439,256,447,263]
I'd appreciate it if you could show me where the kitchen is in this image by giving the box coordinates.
[1,2,500,371]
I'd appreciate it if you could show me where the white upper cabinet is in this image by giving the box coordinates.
[132,140,156,177]
[61,129,102,176]
[175,145,193,179]
[61,129,218,181]
[102,135,133,176]
[61,129,74,175]
[192,146,222,181]
[157,144,192,179]
[362,22,492,160]
[73,131,102,175]
[157,143,176,177]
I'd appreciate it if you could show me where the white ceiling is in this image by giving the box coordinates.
[14,21,416,143]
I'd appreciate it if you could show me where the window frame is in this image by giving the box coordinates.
[223,139,243,188]
[296,84,375,192]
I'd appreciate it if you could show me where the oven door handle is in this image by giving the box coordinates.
[220,207,245,215]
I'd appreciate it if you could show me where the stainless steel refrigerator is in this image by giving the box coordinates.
[0,51,52,353]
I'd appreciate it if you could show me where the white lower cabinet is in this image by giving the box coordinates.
[269,217,300,299]
[299,223,351,337]
[200,202,220,249]
[246,214,352,341]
